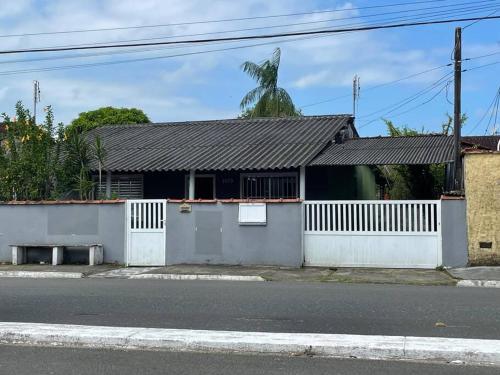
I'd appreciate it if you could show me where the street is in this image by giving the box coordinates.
[0,345,499,375]
[0,278,499,339]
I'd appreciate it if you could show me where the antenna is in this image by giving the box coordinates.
[33,80,41,124]
[353,75,360,118]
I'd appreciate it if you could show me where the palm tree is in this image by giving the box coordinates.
[240,48,300,118]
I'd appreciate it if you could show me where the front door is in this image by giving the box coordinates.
[126,199,166,266]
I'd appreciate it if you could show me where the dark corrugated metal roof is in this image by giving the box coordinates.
[89,115,352,172]
[462,136,500,151]
[309,135,454,166]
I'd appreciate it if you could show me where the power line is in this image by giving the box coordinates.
[0,34,338,76]
[300,50,500,110]
[357,72,453,120]
[466,87,500,134]
[463,60,500,71]
[5,2,495,67]
[464,50,500,61]
[300,63,452,108]
[4,3,497,66]
[1,14,500,55]
[463,8,499,28]
[0,0,457,39]
[356,62,500,130]
[357,78,451,129]
[484,89,500,134]
[20,0,499,50]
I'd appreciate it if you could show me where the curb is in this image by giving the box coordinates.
[129,274,265,281]
[0,271,83,279]
[0,322,499,365]
[457,280,500,288]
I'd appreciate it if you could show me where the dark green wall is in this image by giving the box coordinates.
[306,165,376,200]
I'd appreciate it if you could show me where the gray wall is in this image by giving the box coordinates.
[441,199,468,268]
[166,202,303,267]
[0,203,125,263]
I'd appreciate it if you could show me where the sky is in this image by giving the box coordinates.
[0,0,499,137]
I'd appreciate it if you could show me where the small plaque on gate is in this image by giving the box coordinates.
[179,203,192,213]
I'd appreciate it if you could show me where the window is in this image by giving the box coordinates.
[240,173,298,199]
[95,174,143,199]
[184,174,216,199]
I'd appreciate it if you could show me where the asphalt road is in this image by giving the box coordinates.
[0,345,498,375]
[0,279,499,339]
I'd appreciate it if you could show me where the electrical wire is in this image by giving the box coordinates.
[1,14,500,55]
[484,89,500,134]
[0,0,462,39]
[300,63,452,109]
[466,88,500,134]
[3,3,496,65]
[357,76,452,129]
[20,0,499,50]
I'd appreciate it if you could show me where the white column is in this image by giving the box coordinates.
[189,169,196,200]
[299,166,306,200]
[52,246,64,265]
[106,171,112,198]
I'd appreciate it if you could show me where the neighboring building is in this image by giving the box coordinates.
[88,116,456,201]
[463,150,500,265]
[462,135,500,151]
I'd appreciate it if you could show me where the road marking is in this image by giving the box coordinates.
[129,274,265,281]
[0,322,499,366]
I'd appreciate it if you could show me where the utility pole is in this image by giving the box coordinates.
[33,80,41,124]
[452,27,462,192]
[352,75,360,118]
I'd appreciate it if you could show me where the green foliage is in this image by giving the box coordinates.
[0,102,106,201]
[379,114,467,199]
[66,106,150,133]
[0,102,62,200]
[240,48,301,118]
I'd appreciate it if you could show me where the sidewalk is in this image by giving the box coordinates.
[448,267,500,288]
[0,264,457,285]
[132,265,457,286]
[0,264,120,278]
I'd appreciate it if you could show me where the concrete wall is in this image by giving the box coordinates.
[166,202,303,267]
[0,202,125,264]
[441,198,468,268]
[464,152,500,265]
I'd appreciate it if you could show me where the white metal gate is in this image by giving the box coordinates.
[126,199,167,266]
[304,200,442,268]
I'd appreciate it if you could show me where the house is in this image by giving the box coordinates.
[462,135,500,151]
[463,148,500,265]
[88,116,456,201]
[0,115,472,268]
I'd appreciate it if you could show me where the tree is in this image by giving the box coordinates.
[0,102,62,200]
[66,106,150,134]
[379,114,467,199]
[0,102,107,201]
[240,48,301,118]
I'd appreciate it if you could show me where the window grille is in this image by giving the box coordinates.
[240,173,298,199]
[95,175,143,199]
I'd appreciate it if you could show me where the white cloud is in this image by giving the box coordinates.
[0,0,493,128]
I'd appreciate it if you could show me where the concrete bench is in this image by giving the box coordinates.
[10,244,103,266]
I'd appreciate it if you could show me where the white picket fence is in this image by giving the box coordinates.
[304,200,442,268]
